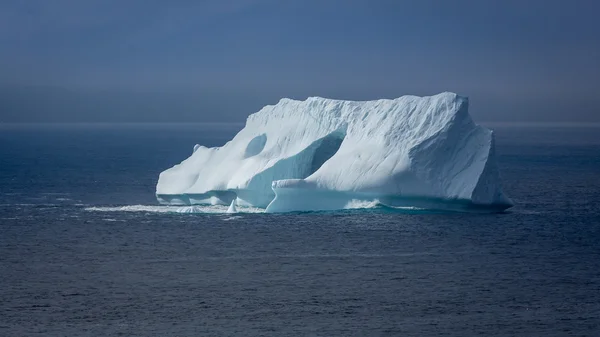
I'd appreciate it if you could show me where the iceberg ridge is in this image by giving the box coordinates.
[156,92,512,213]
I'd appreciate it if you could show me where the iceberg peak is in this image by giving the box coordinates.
[157,92,512,212]
[227,199,237,213]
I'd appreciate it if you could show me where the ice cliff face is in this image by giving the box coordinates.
[156,92,512,212]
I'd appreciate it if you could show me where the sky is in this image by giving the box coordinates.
[1,0,599,123]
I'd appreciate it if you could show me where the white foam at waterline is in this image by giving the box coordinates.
[343,199,427,212]
[84,205,264,214]
[84,203,427,214]
[344,199,381,209]
[387,206,426,211]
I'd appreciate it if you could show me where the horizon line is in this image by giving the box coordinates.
[2,122,600,128]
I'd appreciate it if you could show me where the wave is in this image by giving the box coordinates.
[343,199,381,209]
[84,205,264,214]
[84,202,434,215]
[343,199,429,213]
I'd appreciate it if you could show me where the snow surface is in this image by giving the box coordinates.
[156,92,512,212]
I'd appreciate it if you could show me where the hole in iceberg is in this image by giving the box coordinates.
[244,133,267,158]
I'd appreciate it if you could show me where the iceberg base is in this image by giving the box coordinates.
[157,189,512,214]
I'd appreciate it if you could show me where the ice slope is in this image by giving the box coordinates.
[156,92,513,212]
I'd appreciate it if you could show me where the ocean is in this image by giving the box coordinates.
[1,123,599,336]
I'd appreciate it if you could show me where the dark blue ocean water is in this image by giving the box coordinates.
[1,124,599,336]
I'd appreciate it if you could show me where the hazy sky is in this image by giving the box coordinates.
[1,0,599,123]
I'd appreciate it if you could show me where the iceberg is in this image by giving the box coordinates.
[227,199,237,213]
[156,92,512,213]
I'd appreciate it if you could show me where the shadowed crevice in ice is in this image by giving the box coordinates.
[157,130,346,208]
[309,131,345,175]
[233,129,348,207]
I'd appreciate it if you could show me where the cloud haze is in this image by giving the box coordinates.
[1,0,599,123]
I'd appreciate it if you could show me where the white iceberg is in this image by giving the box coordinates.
[227,199,237,213]
[156,92,512,212]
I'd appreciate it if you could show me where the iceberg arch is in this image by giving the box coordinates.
[156,92,513,213]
